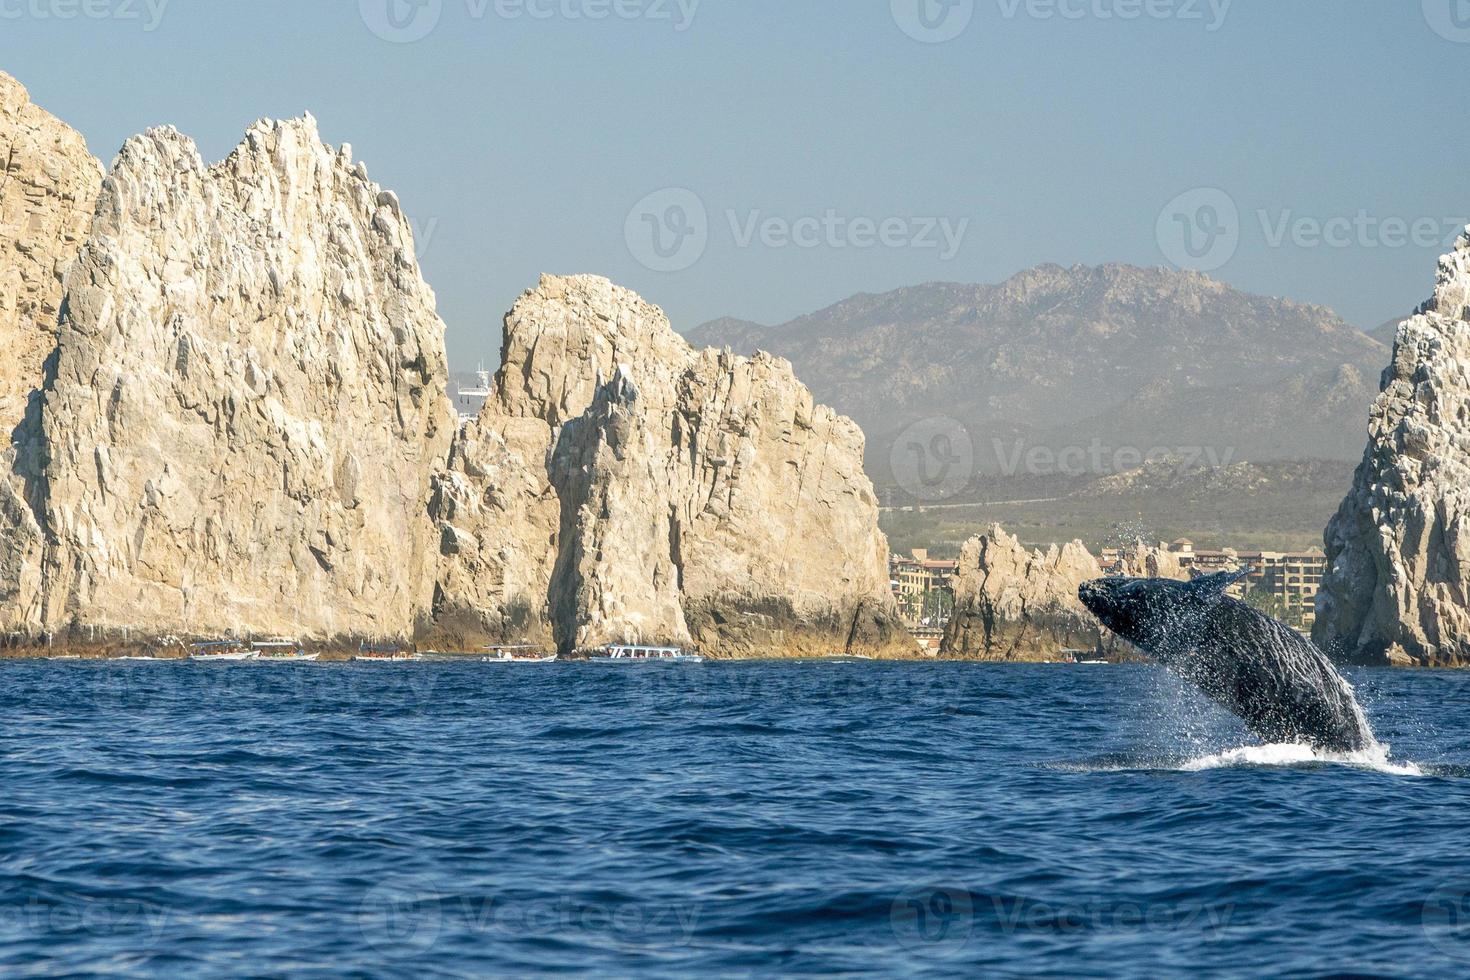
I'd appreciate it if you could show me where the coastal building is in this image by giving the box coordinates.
[1098,540,1327,630]
[889,549,958,628]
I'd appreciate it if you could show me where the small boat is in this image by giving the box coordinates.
[481,645,558,664]
[588,644,704,664]
[353,642,421,663]
[112,655,174,663]
[189,641,258,662]
[252,639,318,663]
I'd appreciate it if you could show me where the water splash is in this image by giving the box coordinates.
[1181,741,1422,776]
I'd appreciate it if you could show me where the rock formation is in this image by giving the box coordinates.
[432,275,911,658]
[1,115,455,641]
[0,71,103,434]
[0,75,908,657]
[1113,539,1187,580]
[1316,230,1470,666]
[940,524,1107,661]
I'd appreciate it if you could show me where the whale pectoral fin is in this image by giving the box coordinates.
[1187,569,1251,600]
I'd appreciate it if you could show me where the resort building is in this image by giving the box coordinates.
[889,550,958,628]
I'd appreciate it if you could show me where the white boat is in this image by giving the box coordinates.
[252,639,318,662]
[481,645,558,664]
[189,642,259,662]
[112,655,175,663]
[588,644,704,664]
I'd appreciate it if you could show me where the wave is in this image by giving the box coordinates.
[1180,742,1423,776]
[1056,741,1425,776]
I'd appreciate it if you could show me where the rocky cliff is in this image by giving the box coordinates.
[940,525,1107,661]
[2,115,455,641]
[1316,231,1470,666]
[0,76,908,657]
[433,275,911,658]
[0,72,103,434]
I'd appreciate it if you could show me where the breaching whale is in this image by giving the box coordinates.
[1078,572,1374,753]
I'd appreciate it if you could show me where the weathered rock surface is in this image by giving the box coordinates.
[427,411,558,648]
[940,524,1107,661]
[1114,539,1187,581]
[0,72,103,434]
[3,116,454,640]
[433,275,911,658]
[1316,230,1470,666]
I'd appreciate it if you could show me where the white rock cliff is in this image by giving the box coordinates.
[3,115,455,640]
[1316,230,1470,665]
[940,524,1107,661]
[0,71,103,434]
[433,275,910,658]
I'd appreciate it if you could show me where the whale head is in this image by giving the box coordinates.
[1079,571,1250,653]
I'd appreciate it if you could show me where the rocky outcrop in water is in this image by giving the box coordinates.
[1316,231,1470,666]
[940,524,1107,661]
[0,72,103,434]
[2,115,455,641]
[433,275,910,658]
[0,75,907,656]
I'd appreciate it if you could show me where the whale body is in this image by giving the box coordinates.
[1078,572,1374,753]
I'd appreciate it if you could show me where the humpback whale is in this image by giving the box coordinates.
[1078,572,1374,753]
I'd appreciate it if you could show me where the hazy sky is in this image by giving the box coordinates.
[2,0,1467,368]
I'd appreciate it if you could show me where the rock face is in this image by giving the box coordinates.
[2,116,454,641]
[940,525,1107,661]
[432,275,910,658]
[1316,231,1470,666]
[0,72,103,434]
[1114,539,1187,581]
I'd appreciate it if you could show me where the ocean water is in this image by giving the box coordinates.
[2,660,1470,978]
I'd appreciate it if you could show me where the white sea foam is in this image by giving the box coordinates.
[1181,741,1423,777]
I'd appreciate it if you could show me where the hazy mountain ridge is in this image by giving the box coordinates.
[690,264,1390,496]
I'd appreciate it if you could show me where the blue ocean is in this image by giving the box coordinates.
[2,660,1469,977]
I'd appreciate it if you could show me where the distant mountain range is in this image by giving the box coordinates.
[689,264,1393,502]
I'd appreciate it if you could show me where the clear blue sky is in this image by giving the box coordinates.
[2,0,1466,368]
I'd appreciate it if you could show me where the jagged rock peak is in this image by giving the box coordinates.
[2,109,455,640]
[940,524,1106,662]
[434,273,911,658]
[0,70,104,433]
[1315,230,1470,665]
